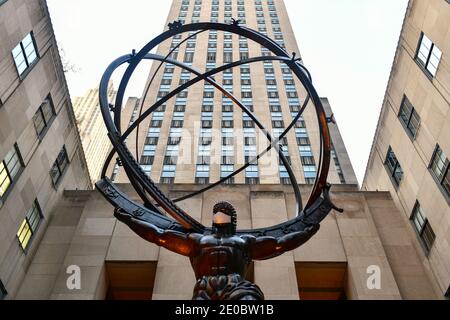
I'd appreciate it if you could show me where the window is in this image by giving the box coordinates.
[17,200,43,251]
[146,136,159,145]
[0,280,6,300]
[398,96,420,139]
[384,147,403,187]
[50,146,69,187]
[416,33,442,77]
[174,105,185,112]
[301,156,315,166]
[142,145,157,157]
[147,127,160,138]
[242,91,252,99]
[303,165,316,184]
[429,145,450,199]
[331,145,346,184]
[221,165,234,176]
[299,145,312,156]
[280,166,290,185]
[0,144,23,201]
[12,32,38,76]
[200,135,212,145]
[171,119,184,128]
[33,95,55,138]
[150,118,162,127]
[245,165,259,181]
[195,165,210,183]
[161,165,176,184]
[184,52,194,63]
[207,51,216,63]
[246,177,259,185]
[410,202,435,254]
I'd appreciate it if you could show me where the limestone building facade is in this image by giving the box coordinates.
[13,184,442,300]
[362,0,450,298]
[0,0,91,298]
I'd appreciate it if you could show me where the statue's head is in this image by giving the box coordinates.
[212,202,237,236]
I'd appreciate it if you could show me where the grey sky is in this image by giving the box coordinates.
[47,0,408,184]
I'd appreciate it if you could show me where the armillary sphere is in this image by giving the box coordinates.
[96,20,342,242]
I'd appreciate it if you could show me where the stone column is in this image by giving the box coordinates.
[333,192,402,300]
[49,192,116,300]
[251,189,299,299]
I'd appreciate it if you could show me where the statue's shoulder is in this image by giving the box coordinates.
[240,234,257,243]
[188,232,203,239]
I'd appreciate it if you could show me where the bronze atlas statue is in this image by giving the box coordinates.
[96,20,342,300]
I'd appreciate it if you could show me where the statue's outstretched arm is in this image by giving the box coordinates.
[248,224,319,260]
[114,209,199,256]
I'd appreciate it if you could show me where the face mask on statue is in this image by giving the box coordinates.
[212,202,237,236]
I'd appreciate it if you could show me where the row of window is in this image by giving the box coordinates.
[0,143,68,200]
[331,145,346,184]
[385,36,438,229]
[1,179,43,252]
[160,97,188,183]
[384,143,450,254]
[380,30,445,258]
[391,31,443,186]
[179,0,279,26]
[182,0,275,5]
[5,28,67,260]
[385,143,449,199]
[262,57,293,185]
[236,56,260,185]
[196,95,211,183]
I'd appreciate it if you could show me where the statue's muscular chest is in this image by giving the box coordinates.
[191,235,250,277]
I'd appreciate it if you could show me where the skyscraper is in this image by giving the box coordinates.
[0,0,91,298]
[73,83,117,184]
[110,0,358,187]
[363,0,450,298]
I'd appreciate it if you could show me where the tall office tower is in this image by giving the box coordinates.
[73,83,117,183]
[110,0,358,187]
[363,0,450,298]
[0,0,91,298]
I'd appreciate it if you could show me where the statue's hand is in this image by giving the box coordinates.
[114,208,163,243]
